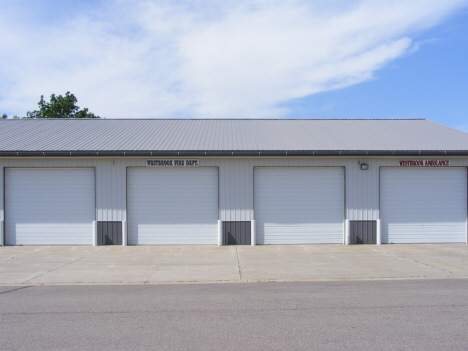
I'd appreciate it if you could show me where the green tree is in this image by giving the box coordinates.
[26,92,100,119]
[1,113,20,119]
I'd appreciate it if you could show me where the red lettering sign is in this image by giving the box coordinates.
[399,160,450,167]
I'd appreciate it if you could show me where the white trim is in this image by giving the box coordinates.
[345,219,350,245]
[376,219,382,245]
[251,220,256,246]
[218,220,223,246]
[122,220,127,246]
[93,221,98,246]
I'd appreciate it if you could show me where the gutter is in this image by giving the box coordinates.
[0,150,467,157]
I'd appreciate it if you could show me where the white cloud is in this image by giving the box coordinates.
[0,0,467,118]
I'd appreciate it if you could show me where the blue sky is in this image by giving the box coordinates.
[1,1,468,132]
[285,9,468,131]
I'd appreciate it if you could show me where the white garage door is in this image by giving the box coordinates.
[254,167,345,244]
[380,168,467,243]
[5,168,95,245]
[127,168,218,245]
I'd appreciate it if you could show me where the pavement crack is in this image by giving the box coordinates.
[22,247,110,284]
[0,286,33,295]
[235,246,242,281]
[3,303,468,315]
[372,247,452,274]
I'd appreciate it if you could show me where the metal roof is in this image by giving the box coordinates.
[1,119,468,157]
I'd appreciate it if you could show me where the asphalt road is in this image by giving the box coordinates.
[1,279,468,350]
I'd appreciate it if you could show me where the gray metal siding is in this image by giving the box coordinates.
[213,158,254,222]
[1,167,3,223]
[1,156,468,238]
[97,159,127,222]
[202,157,379,222]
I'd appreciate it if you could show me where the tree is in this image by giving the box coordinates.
[1,113,7,119]
[25,92,100,119]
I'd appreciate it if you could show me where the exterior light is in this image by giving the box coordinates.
[358,161,369,170]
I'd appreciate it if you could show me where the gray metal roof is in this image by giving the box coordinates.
[1,119,467,157]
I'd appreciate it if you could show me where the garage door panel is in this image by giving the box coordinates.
[262,223,344,244]
[136,225,216,244]
[10,225,95,245]
[386,224,466,244]
[254,167,344,244]
[383,211,464,222]
[127,168,218,245]
[5,168,95,245]
[381,168,467,243]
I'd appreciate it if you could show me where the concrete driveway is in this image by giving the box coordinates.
[1,244,468,285]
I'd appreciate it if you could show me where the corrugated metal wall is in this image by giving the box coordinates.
[0,158,127,222]
[1,157,468,223]
[202,157,383,221]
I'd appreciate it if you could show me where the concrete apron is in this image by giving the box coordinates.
[0,244,468,285]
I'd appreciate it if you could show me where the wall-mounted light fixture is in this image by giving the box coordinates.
[358,161,369,170]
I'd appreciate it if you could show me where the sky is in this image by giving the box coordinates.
[1,0,468,132]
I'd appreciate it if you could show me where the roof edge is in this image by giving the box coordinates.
[1,150,467,157]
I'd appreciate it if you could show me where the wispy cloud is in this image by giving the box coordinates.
[0,0,467,118]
